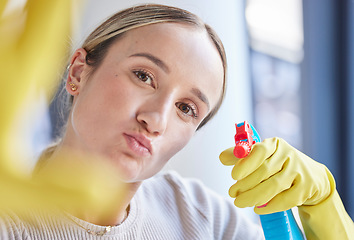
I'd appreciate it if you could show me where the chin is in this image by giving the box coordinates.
[119,166,164,183]
[120,171,156,183]
[107,152,168,183]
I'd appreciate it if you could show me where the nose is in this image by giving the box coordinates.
[136,94,174,136]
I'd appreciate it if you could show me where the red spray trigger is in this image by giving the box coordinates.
[233,141,251,158]
[233,121,255,158]
[234,121,267,208]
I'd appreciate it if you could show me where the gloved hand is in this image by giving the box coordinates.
[219,137,334,215]
[220,137,354,239]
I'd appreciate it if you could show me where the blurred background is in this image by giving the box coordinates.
[5,0,353,220]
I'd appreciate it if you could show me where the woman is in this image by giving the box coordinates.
[1,4,353,240]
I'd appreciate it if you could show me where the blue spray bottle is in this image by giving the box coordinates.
[233,121,305,240]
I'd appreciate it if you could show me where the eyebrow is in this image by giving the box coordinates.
[129,53,170,73]
[191,88,210,110]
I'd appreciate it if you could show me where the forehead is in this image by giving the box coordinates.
[109,22,224,110]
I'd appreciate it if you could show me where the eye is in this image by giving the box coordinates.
[176,102,198,118]
[133,70,155,88]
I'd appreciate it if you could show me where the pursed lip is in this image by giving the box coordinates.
[123,133,153,155]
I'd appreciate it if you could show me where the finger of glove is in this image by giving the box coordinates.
[219,147,239,166]
[232,167,295,208]
[254,179,307,215]
[229,155,286,198]
[231,137,279,180]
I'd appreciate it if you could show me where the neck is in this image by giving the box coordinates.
[71,181,141,226]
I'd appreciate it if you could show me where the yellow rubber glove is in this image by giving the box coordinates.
[0,0,127,217]
[219,137,354,239]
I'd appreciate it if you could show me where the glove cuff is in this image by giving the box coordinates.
[298,182,354,240]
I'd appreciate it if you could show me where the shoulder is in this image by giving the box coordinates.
[0,209,71,240]
[140,171,264,240]
[143,170,218,196]
[0,210,30,240]
[143,170,209,195]
[143,171,238,217]
[141,170,220,211]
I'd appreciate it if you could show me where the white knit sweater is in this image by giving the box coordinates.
[0,171,264,240]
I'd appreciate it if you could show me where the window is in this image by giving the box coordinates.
[246,0,304,149]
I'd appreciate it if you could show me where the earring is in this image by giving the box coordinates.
[69,82,77,91]
[66,63,72,71]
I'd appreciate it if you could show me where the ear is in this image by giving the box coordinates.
[66,48,88,96]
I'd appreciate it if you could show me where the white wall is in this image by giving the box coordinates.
[75,0,253,201]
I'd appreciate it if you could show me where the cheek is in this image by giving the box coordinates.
[163,126,195,159]
[97,75,137,119]
[71,76,135,137]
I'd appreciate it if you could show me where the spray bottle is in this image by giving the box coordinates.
[233,121,305,240]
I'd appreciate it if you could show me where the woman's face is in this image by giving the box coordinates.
[65,23,224,182]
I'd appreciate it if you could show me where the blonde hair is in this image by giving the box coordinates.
[71,4,227,130]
